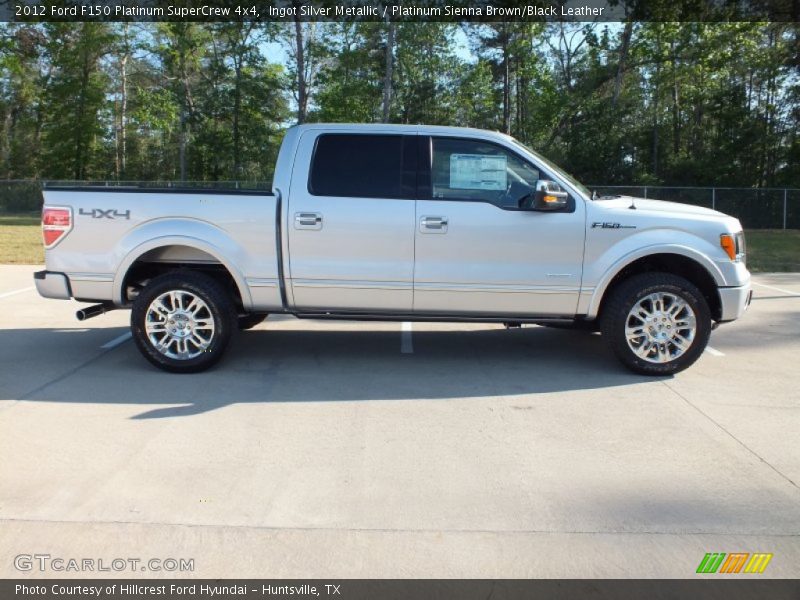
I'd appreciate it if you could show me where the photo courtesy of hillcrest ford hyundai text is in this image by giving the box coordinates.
[36,124,751,375]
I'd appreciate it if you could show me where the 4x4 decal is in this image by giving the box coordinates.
[78,208,131,220]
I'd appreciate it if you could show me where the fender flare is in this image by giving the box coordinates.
[113,234,252,308]
[585,244,725,319]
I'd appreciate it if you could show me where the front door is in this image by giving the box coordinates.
[287,131,417,312]
[413,136,586,316]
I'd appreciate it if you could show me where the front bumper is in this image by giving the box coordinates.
[34,270,72,300]
[718,282,752,322]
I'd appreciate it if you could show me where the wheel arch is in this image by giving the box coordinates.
[113,236,252,309]
[587,247,724,321]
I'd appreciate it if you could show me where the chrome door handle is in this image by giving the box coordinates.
[420,216,448,233]
[294,212,322,230]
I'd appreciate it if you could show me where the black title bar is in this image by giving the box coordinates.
[4,580,800,600]
[2,0,799,22]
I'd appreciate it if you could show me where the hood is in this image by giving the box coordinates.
[597,196,726,218]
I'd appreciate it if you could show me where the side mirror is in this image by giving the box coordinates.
[530,180,568,211]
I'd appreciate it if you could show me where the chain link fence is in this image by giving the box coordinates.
[1,180,798,229]
[591,185,800,229]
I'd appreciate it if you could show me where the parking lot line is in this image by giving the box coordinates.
[752,281,800,297]
[100,332,132,349]
[0,286,34,299]
[705,346,725,357]
[401,322,413,354]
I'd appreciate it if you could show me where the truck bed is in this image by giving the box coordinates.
[40,186,283,311]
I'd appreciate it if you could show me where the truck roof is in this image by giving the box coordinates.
[289,122,515,142]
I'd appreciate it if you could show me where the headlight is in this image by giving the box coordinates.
[720,232,746,263]
[735,231,746,265]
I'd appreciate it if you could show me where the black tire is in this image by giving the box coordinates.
[238,313,268,330]
[131,271,237,373]
[600,272,711,376]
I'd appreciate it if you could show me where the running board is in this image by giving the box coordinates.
[293,312,576,324]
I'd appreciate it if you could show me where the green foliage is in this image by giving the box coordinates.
[392,23,462,124]
[0,180,41,212]
[309,23,384,122]
[0,22,797,188]
[39,23,115,180]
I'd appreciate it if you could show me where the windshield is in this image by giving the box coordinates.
[510,139,592,198]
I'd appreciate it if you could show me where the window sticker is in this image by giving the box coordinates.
[449,153,507,191]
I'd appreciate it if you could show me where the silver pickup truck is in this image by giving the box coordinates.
[35,124,751,374]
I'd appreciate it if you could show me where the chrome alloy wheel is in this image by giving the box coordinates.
[144,290,215,360]
[625,292,696,364]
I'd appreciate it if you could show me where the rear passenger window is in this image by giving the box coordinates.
[309,134,413,199]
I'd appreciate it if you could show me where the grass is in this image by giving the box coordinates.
[0,214,43,264]
[0,214,797,272]
[743,229,800,272]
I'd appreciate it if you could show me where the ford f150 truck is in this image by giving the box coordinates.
[35,124,751,374]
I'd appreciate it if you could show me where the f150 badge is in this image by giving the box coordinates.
[79,208,131,220]
[591,222,636,229]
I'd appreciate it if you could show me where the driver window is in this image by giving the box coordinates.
[431,137,540,208]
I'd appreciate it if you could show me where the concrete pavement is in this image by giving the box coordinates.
[0,265,798,578]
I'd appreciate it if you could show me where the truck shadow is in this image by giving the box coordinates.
[5,325,667,419]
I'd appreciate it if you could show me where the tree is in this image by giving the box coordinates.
[311,23,384,123]
[392,23,461,124]
[382,17,395,123]
[467,22,549,140]
[40,22,115,180]
[153,22,209,181]
[0,21,796,189]
[173,23,288,181]
[283,4,322,124]
[0,24,47,178]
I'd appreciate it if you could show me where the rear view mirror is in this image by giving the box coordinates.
[530,180,568,211]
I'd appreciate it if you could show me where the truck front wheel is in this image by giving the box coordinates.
[131,271,237,373]
[601,272,711,375]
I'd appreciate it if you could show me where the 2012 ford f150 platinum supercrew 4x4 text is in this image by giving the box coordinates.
[34,124,752,374]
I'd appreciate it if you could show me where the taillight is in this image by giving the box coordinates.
[42,206,72,248]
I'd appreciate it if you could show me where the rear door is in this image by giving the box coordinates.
[286,131,417,312]
[413,135,586,316]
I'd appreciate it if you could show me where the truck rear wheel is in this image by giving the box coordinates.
[601,272,711,375]
[131,271,236,373]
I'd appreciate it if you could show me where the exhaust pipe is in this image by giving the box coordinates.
[76,302,116,321]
